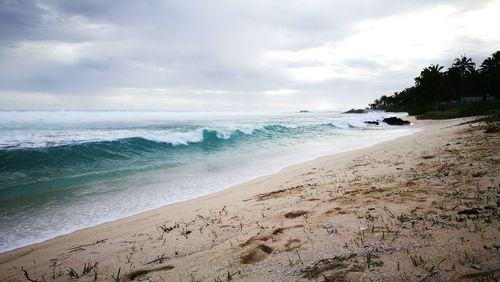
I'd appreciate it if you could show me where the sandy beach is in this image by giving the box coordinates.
[1,117,499,281]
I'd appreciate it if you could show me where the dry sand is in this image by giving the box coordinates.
[1,118,499,281]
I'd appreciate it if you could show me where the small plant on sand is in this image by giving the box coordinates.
[226,270,241,280]
[213,269,240,281]
[146,254,168,265]
[365,213,377,222]
[82,262,98,275]
[365,247,384,268]
[65,262,99,280]
[180,228,192,239]
[256,221,264,229]
[397,213,410,223]
[211,230,218,242]
[158,223,180,234]
[287,250,304,267]
[111,267,121,282]
[410,255,424,267]
[472,171,487,177]
[325,227,337,235]
[126,253,134,263]
[410,255,446,278]
[67,267,79,279]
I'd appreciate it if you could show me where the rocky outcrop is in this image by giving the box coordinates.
[382,117,410,125]
[343,108,366,114]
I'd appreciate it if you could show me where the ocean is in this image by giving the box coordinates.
[0,110,417,252]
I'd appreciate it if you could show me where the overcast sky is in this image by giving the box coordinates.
[1,0,499,111]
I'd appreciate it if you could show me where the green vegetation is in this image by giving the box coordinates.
[416,101,500,119]
[111,267,121,282]
[369,51,500,118]
[364,247,384,268]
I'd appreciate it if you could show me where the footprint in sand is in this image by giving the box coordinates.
[284,210,308,219]
[240,244,274,264]
[284,239,302,251]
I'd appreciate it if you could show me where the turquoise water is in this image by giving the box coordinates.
[0,110,416,252]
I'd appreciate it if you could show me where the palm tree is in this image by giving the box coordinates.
[480,51,500,73]
[428,64,444,73]
[415,64,444,85]
[449,55,476,102]
[451,56,475,77]
[480,51,500,98]
[414,64,444,104]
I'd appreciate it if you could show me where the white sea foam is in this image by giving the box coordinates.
[0,110,406,149]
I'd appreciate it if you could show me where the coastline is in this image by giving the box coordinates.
[0,110,416,254]
[0,116,418,254]
[1,117,499,281]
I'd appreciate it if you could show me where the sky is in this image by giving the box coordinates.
[1,0,499,111]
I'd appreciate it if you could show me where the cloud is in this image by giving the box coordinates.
[0,0,499,110]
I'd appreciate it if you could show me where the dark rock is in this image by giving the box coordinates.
[382,117,410,126]
[299,110,311,113]
[344,108,366,114]
[365,121,379,125]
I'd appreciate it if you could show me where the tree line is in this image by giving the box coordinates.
[369,51,500,114]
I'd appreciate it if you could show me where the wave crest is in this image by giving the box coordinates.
[0,121,371,194]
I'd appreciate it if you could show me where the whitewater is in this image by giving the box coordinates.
[0,110,417,252]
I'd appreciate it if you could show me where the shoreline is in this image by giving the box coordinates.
[0,118,448,257]
[0,120,419,254]
[1,117,499,281]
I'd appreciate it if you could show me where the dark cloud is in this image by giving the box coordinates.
[0,0,498,110]
[0,0,44,42]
